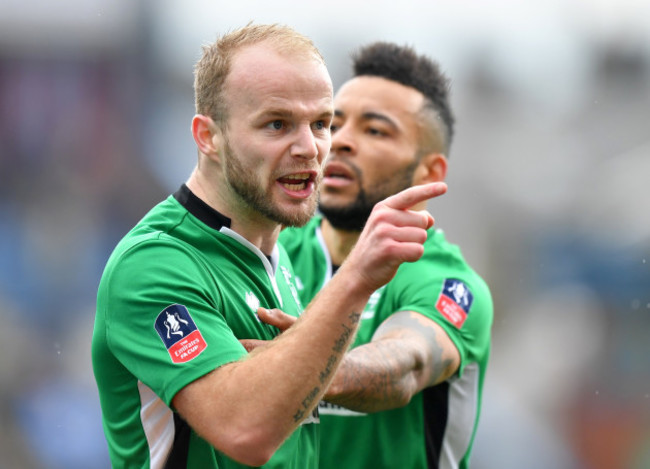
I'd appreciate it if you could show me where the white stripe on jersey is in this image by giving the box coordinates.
[138,380,175,469]
[440,362,479,469]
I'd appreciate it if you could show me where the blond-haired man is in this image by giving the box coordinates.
[92,24,446,468]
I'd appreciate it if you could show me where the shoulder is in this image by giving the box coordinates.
[415,230,488,287]
[101,197,223,296]
[100,234,205,297]
[422,229,467,267]
[390,229,493,322]
[392,230,466,278]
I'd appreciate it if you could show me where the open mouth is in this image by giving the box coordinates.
[323,161,355,183]
[277,172,313,191]
[325,169,351,180]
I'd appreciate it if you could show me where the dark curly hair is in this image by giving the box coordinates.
[352,42,455,155]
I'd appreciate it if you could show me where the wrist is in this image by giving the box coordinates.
[327,271,374,318]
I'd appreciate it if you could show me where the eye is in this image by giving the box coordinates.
[312,120,327,131]
[267,120,284,130]
[367,127,386,137]
[330,123,339,133]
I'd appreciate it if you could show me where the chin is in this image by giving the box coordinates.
[280,213,312,228]
[278,203,317,228]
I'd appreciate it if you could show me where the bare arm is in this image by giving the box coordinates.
[172,182,447,466]
[248,308,460,413]
[323,310,460,413]
[173,272,368,466]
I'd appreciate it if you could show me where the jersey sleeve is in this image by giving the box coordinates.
[98,236,247,405]
[379,246,493,376]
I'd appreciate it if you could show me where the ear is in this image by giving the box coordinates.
[191,114,223,162]
[413,153,448,185]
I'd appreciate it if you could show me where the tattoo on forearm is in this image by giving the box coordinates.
[332,324,352,353]
[332,312,360,352]
[303,386,320,407]
[343,341,409,404]
[319,355,338,383]
[331,312,456,411]
[293,386,320,422]
[293,311,361,422]
[325,311,361,381]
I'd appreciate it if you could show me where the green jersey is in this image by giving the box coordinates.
[280,215,493,469]
[92,185,318,468]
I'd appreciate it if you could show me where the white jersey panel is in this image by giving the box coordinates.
[440,362,479,469]
[138,380,175,469]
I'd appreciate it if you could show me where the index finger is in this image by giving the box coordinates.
[382,182,448,211]
[256,307,296,332]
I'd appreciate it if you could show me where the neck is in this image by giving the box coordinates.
[186,168,281,256]
[321,218,361,267]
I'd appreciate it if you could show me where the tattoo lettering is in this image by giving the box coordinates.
[294,386,320,423]
[294,311,362,421]
[332,311,360,352]
[332,323,352,353]
[320,355,338,383]
[302,386,320,408]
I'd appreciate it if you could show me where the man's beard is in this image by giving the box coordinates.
[223,137,318,227]
[318,159,418,232]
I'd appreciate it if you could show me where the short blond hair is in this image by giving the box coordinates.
[194,23,324,127]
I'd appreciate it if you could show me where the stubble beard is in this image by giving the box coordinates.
[223,138,319,228]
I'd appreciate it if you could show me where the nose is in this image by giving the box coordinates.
[291,124,319,160]
[330,123,356,156]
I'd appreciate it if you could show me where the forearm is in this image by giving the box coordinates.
[323,336,427,413]
[175,183,448,463]
[249,271,370,425]
[323,311,460,413]
[174,266,372,464]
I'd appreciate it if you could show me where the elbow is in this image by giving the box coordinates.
[326,379,415,413]
[230,436,277,467]
[369,389,413,412]
[228,447,275,467]
[209,425,283,466]
[392,389,415,409]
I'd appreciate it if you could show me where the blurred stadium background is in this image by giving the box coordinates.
[1,1,649,468]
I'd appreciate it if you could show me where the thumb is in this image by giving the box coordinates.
[415,209,435,230]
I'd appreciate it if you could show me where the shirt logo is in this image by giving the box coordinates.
[280,266,303,312]
[362,286,385,320]
[246,291,261,312]
[246,292,262,322]
[435,279,474,328]
[154,304,207,364]
[318,400,366,417]
[294,275,304,291]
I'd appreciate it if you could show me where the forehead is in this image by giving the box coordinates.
[225,43,333,117]
[334,76,424,122]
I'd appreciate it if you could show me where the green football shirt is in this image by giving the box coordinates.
[280,215,493,469]
[92,185,318,468]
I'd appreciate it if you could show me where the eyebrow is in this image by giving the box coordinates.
[258,108,333,122]
[334,109,398,131]
[257,108,293,120]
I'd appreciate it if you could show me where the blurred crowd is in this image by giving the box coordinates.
[1,2,648,468]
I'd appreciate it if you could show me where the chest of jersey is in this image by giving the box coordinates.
[201,234,303,341]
